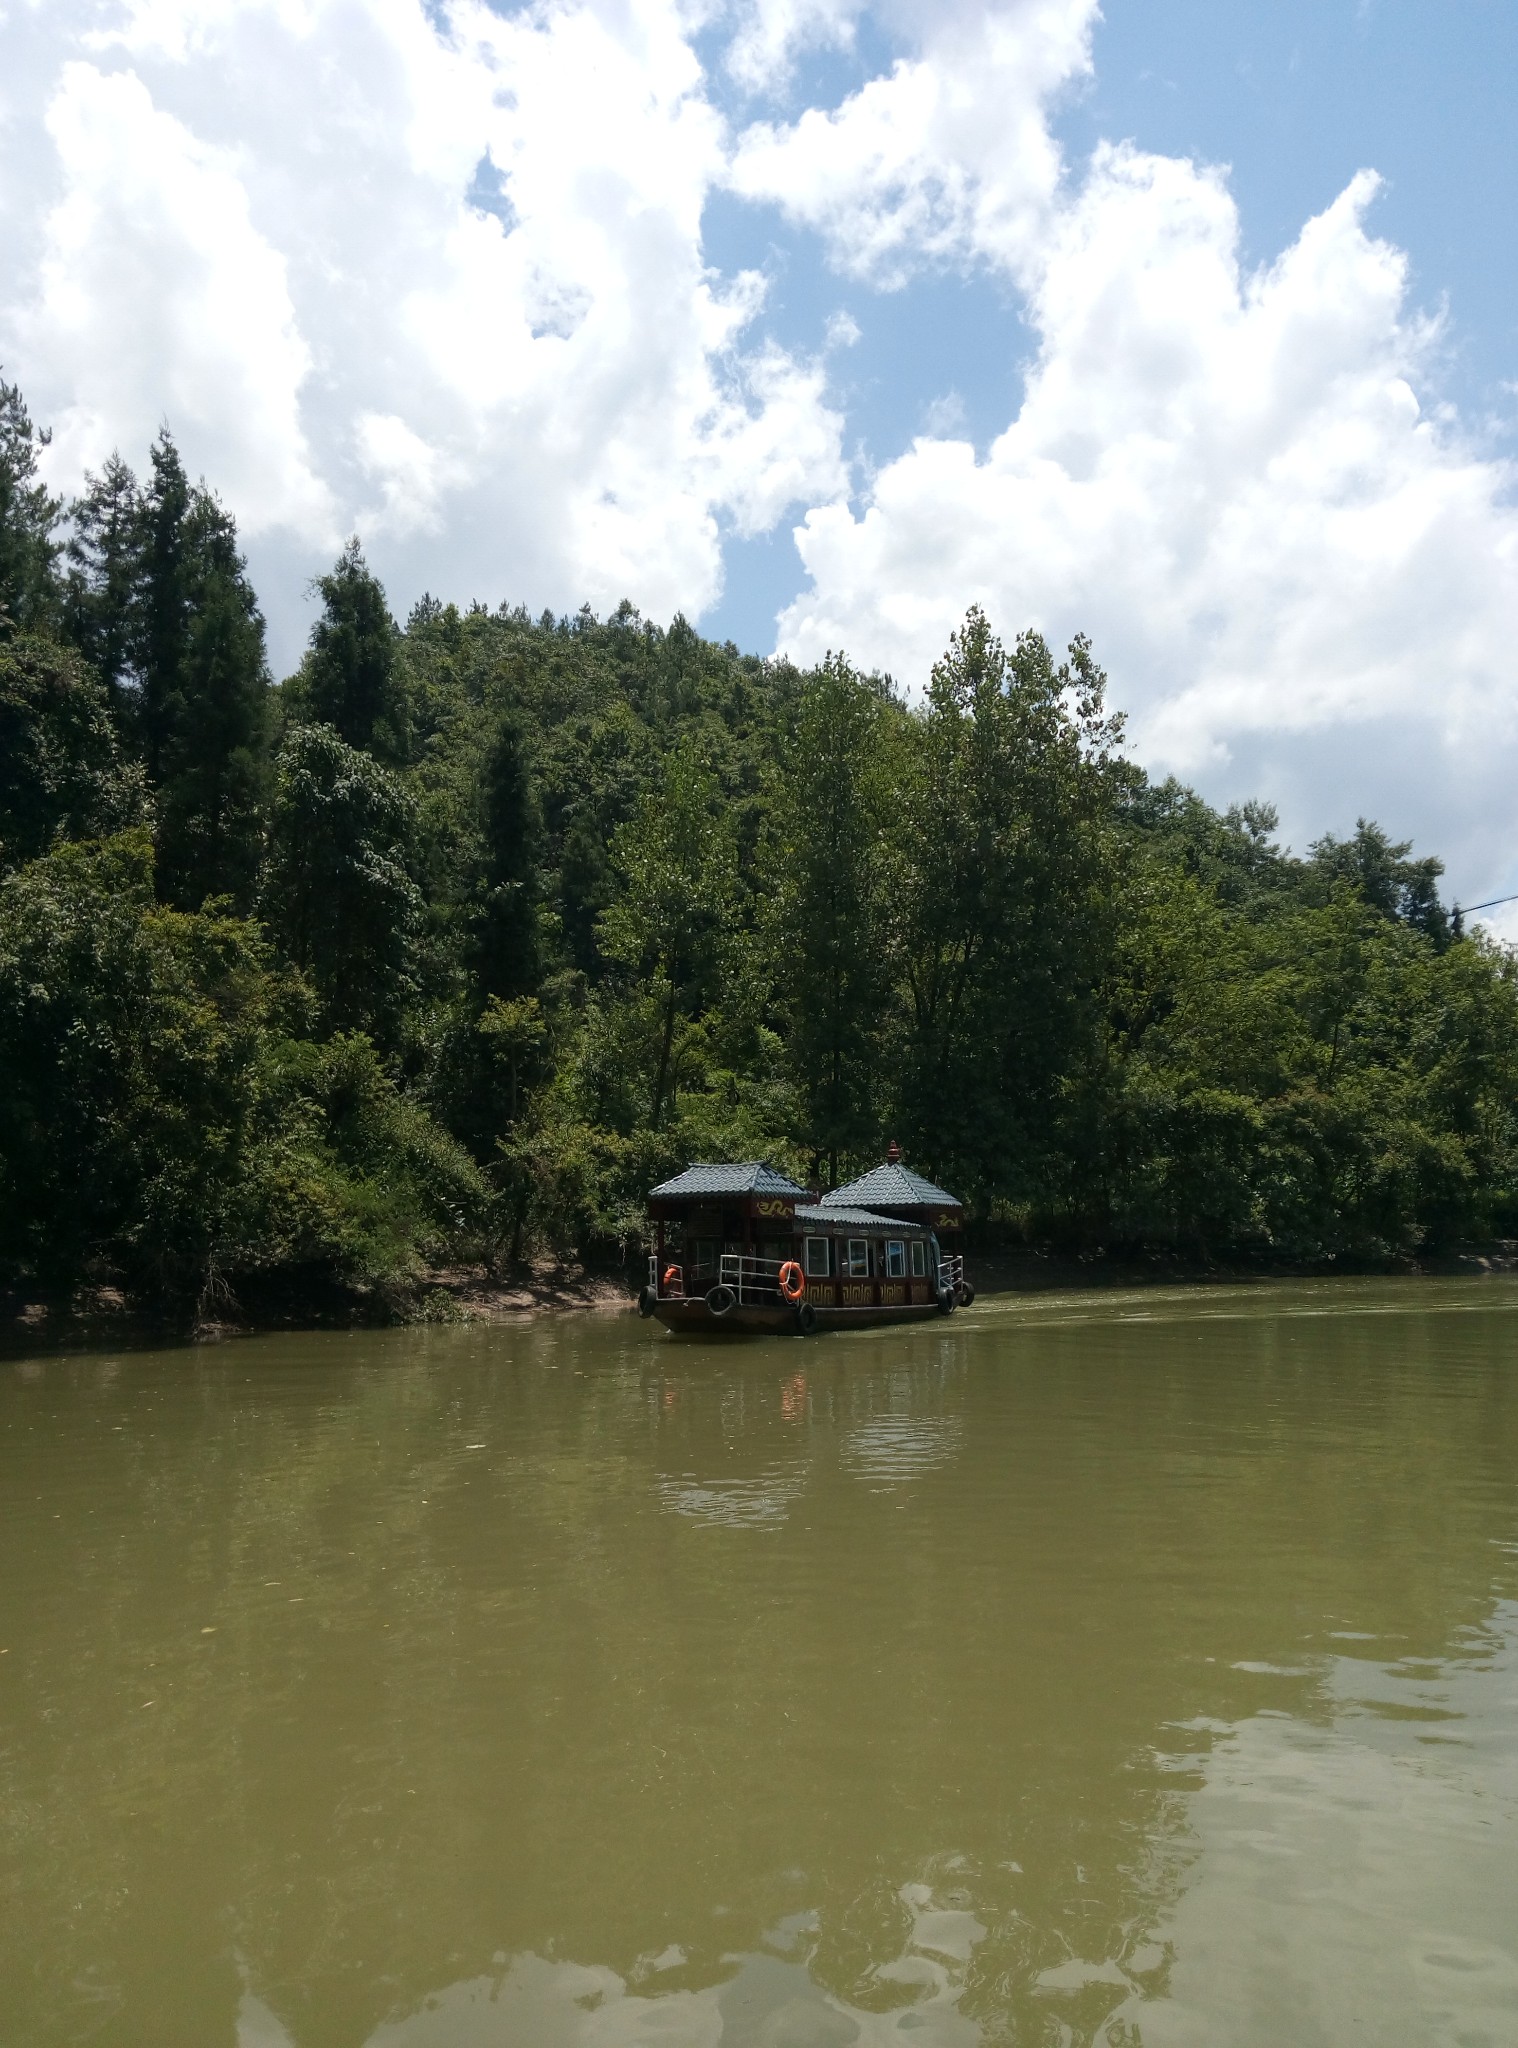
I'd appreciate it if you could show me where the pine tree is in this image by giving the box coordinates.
[0,376,63,637]
[298,539,407,760]
[134,431,194,785]
[155,492,270,912]
[64,455,141,712]
[559,809,611,974]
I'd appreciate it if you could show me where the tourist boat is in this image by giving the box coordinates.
[638,1147,974,1335]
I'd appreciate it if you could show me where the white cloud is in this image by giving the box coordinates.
[1,0,848,656]
[21,59,334,542]
[724,0,865,93]
[777,148,1518,884]
[0,0,1514,888]
[728,0,1099,286]
[354,411,454,540]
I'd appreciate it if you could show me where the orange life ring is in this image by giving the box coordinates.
[662,1265,682,1292]
[778,1260,804,1303]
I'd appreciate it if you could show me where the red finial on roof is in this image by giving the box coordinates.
[886,1138,901,1164]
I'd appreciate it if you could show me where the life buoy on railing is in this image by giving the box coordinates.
[778,1260,805,1303]
[662,1265,682,1293]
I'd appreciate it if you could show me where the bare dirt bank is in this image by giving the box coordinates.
[1,1259,637,1355]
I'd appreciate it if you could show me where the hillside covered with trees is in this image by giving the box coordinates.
[2,372,1516,1316]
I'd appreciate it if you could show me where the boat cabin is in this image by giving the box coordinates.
[642,1153,970,1334]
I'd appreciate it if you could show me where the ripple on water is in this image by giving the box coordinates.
[839,1414,963,1488]
[657,1464,806,1527]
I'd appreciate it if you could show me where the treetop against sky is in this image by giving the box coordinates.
[2,0,1514,918]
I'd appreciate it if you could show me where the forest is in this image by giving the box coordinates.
[3,370,1516,1316]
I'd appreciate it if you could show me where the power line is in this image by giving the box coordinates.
[1458,892,1518,915]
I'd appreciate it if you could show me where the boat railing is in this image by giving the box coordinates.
[718,1252,788,1306]
[649,1254,686,1299]
[938,1252,964,1295]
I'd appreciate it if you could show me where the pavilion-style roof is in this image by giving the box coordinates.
[824,1162,962,1214]
[795,1203,929,1231]
[649,1162,808,1201]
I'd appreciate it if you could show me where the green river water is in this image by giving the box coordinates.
[2,1280,1516,2047]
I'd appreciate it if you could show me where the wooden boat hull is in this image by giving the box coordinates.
[651,1296,950,1336]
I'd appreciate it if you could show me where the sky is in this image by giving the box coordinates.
[2,0,1515,921]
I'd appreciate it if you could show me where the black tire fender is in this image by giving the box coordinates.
[956,1280,976,1308]
[795,1301,818,1336]
[637,1287,657,1318]
[936,1286,957,1316]
[706,1283,737,1317]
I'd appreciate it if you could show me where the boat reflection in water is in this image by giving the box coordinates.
[5,1281,1518,2048]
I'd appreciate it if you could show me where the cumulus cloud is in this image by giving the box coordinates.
[21,59,334,542]
[0,0,849,656]
[728,0,1099,285]
[777,146,1518,884]
[0,0,1514,883]
[724,0,866,93]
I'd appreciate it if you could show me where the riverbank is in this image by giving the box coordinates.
[0,1259,632,1356]
[7,1240,1517,1356]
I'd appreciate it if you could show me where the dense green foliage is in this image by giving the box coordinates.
[2,373,1516,1309]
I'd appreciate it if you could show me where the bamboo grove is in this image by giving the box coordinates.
[3,375,1516,1309]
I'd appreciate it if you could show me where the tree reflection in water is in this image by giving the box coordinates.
[2,1283,1516,2047]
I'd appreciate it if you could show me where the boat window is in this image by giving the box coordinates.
[910,1240,926,1277]
[885,1241,906,1278]
[804,1237,830,1277]
[847,1238,869,1276]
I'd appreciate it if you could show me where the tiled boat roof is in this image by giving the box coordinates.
[795,1204,928,1230]
[649,1162,809,1200]
[824,1162,962,1212]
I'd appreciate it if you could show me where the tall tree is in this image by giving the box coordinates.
[297,539,407,761]
[155,492,270,912]
[263,723,422,1045]
[134,430,194,785]
[559,808,612,974]
[886,609,1124,1202]
[773,655,894,1184]
[64,454,141,711]
[1309,819,1451,950]
[0,830,272,1293]
[474,710,542,1003]
[0,376,63,637]
[598,735,737,1128]
[0,638,145,868]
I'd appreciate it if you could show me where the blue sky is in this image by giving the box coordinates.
[703,0,1518,656]
[1072,0,1516,405]
[2,0,1515,911]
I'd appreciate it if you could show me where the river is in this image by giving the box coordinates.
[2,1279,1516,2046]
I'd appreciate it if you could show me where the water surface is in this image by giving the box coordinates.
[2,1280,1516,2045]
